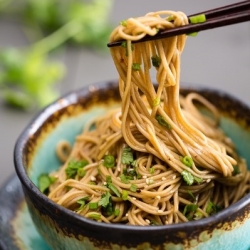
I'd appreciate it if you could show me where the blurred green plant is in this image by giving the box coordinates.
[0,0,113,110]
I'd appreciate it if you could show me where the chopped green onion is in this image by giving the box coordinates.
[189,14,206,24]
[120,174,130,184]
[166,15,174,22]
[155,115,172,129]
[149,167,155,174]
[132,63,141,71]
[122,146,134,165]
[181,170,194,185]
[77,168,86,177]
[188,14,206,37]
[106,175,112,184]
[88,213,101,220]
[122,190,129,200]
[194,211,204,220]
[120,20,127,26]
[121,41,127,48]
[130,184,137,192]
[181,156,193,168]
[103,155,115,168]
[114,209,120,216]
[188,32,198,37]
[89,202,99,210]
[151,55,161,67]
[152,98,160,107]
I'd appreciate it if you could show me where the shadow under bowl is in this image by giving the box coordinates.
[14,81,250,250]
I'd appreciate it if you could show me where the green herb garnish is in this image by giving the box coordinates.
[122,146,134,165]
[181,156,193,168]
[122,190,129,200]
[120,174,130,184]
[76,196,90,211]
[189,14,206,24]
[151,55,161,67]
[103,155,115,168]
[114,209,120,216]
[233,165,240,176]
[98,192,111,207]
[120,20,127,26]
[65,159,88,179]
[38,173,56,194]
[206,201,222,215]
[89,202,99,210]
[155,115,172,129]
[88,213,101,220]
[181,170,194,185]
[187,190,195,200]
[152,98,160,107]
[183,204,198,220]
[108,183,120,197]
[132,63,141,71]
[130,184,138,192]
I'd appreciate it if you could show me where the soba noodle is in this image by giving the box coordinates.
[45,10,250,225]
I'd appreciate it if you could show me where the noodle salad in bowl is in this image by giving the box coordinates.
[14,9,250,250]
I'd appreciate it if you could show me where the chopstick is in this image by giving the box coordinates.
[107,0,250,48]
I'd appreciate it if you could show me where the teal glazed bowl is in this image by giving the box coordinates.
[14,81,250,250]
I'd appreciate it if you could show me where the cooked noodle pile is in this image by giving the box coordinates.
[47,10,250,225]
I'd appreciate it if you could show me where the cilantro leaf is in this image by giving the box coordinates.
[98,192,111,207]
[121,146,134,165]
[65,159,88,179]
[38,173,56,194]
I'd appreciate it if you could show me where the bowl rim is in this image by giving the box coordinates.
[14,80,250,233]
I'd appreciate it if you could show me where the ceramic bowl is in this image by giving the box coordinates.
[14,81,250,250]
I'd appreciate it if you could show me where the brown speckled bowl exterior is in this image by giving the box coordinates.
[14,81,250,250]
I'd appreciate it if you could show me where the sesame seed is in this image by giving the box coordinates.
[146,178,154,185]
[90,176,96,181]
[158,209,163,213]
[145,219,150,224]
[156,195,161,199]
[162,177,166,181]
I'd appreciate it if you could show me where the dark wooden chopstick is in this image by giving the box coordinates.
[107,0,250,48]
